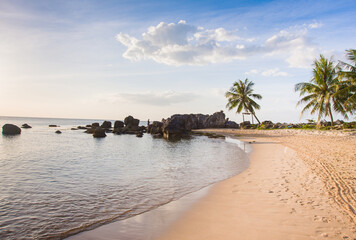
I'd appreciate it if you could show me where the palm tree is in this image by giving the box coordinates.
[336,49,356,112]
[225,78,262,124]
[295,54,348,127]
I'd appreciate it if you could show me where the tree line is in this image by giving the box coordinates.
[225,49,356,127]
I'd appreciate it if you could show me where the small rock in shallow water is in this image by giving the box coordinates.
[55,130,62,134]
[21,123,32,129]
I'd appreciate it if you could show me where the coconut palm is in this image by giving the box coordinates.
[336,49,356,112]
[295,54,348,127]
[225,78,262,124]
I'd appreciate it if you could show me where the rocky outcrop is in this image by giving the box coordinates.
[114,121,124,129]
[147,121,163,135]
[157,111,229,140]
[2,124,21,135]
[101,121,112,129]
[92,123,100,128]
[21,123,32,129]
[93,127,107,138]
[240,121,251,129]
[203,111,226,128]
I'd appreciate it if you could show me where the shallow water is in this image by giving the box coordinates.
[0,116,249,239]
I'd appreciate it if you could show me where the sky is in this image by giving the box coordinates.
[0,0,355,123]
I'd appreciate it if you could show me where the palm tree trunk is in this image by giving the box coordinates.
[252,113,261,124]
[328,106,334,126]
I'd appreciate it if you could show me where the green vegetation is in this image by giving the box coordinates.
[336,49,356,112]
[295,54,350,127]
[225,78,262,124]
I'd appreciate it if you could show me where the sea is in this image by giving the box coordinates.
[0,116,250,240]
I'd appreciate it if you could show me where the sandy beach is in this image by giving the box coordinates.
[158,129,356,240]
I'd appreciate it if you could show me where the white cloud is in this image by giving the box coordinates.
[117,20,318,68]
[308,22,323,29]
[245,68,288,77]
[261,68,288,77]
[114,91,198,106]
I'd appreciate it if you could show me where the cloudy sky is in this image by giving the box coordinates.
[0,0,355,122]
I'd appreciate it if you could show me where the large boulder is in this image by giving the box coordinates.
[148,121,163,134]
[262,120,273,129]
[124,116,140,127]
[162,115,193,140]
[203,111,226,128]
[2,124,21,135]
[92,123,100,128]
[114,120,124,129]
[93,127,107,138]
[101,121,112,129]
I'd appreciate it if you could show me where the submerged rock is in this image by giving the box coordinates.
[93,127,106,138]
[21,123,32,129]
[55,130,62,134]
[49,125,59,127]
[2,124,21,135]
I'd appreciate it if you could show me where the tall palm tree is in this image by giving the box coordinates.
[295,54,348,127]
[225,78,262,124]
[336,49,356,112]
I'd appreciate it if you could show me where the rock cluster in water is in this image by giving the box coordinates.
[147,111,239,140]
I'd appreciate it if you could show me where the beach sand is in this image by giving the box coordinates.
[68,129,355,240]
[157,129,356,240]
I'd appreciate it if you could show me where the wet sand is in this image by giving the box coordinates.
[158,129,356,240]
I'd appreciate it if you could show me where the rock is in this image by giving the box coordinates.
[101,121,112,129]
[261,120,274,129]
[21,123,32,129]
[77,126,87,130]
[55,130,62,134]
[49,125,58,127]
[136,132,143,138]
[71,128,78,130]
[85,125,92,128]
[114,121,124,129]
[152,133,163,138]
[124,116,140,127]
[240,121,251,129]
[335,120,344,125]
[203,111,226,128]
[85,128,95,134]
[2,124,21,135]
[148,121,163,134]
[162,115,192,140]
[93,127,107,138]
[224,121,239,129]
[92,123,100,128]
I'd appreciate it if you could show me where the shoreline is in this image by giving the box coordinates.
[157,129,355,240]
[67,129,355,240]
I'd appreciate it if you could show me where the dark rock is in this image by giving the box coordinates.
[71,128,78,130]
[152,133,163,138]
[21,123,32,129]
[86,125,92,128]
[2,124,21,135]
[203,111,226,128]
[148,121,164,134]
[55,130,62,134]
[224,121,239,129]
[335,120,344,125]
[77,126,87,130]
[92,123,100,128]
[136,132,143,138]
[114,121,124,129]
[240,121,251,129]
[49,125,58,127]
[124,116,140,127]
[93,127,107,138]
[85,128,95,134]
[101,121,112,129]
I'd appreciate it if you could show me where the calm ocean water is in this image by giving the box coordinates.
[0,116,249,240]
